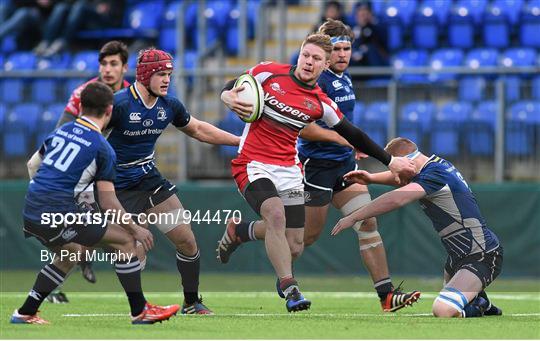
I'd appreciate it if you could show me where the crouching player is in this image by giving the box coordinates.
[11,83,179,324]
[331,137,503,318]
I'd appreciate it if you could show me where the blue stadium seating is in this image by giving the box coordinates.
[501,48,538,68]
[218,111,244,158]
[412,9,438,49]
[420,0,452,26]
[506,101,540,155]
[71,51,99,71]
[491,0,524,26]
[520,6,540,48]
[392,49,429,83]
[32,79,57,104]
[465,48,499,69]
[429,48,464,81]
[1,79,25,104]
[361,102,389,147]
[385,0,417,27]
[35,104,63,148]
[4,52,36,70]
[431,101,472,156]
[456,0,488,25]
[382,14,404,51]
[532,76,540,101]
[459,77,486,102]
[36,53,71,70]
[3,104,42,158]
[466,101,497,155]
[0,103,6,132]
[400,101,435,147]
[127,1,165,31]
[159,27,177,52]
[447,9,475,49]
[483,7,510,48]
[351,101,366,126]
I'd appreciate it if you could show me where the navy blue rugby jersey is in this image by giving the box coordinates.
[24,117,116,222]
[106,84,191,189]
[297,69,356,161]
[412,155,500,260]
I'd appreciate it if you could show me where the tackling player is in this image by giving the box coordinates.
[11,83,179,325]
[27,41,131,301]
[106,48,240,314]
[219,33,416,312]
[217,19,420,312]
[331,137,503,318]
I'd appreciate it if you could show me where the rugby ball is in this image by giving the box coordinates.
[233,74,264,123]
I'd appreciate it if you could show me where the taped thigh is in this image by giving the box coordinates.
[339,192,376,241]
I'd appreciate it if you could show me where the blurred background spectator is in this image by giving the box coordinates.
[350,1,390,71]
[34,0,124,57]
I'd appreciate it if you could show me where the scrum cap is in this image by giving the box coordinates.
[136,48,173,87]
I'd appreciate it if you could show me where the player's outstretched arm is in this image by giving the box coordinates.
[331,182,426,235]
[344,170,401,186]
[96,180,154,251]
[299,122,352,148]
[179,116,240,146]
[27,151,43,179]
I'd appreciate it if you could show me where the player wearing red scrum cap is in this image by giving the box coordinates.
[105,48,240,314]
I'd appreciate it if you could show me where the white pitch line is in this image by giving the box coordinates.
[7,292,538,300]
[62,312,540,318]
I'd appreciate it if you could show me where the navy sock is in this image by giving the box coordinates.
[374,278,393,300]
[19,264,66,315]
[114,257,146,316]
[176,250,200,305]
[236,221,257,242]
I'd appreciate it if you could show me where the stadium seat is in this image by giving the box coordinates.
[385,0,417,27]
[36,53,71,70]
[456,0,488,25]
[447,9,475,49]
[412,9,439,49]
[501,48,538,68]
[420,0,452,27]
[532,76,540,101]
[159,27,177,52]
[458,77,486,102]
[506,101,540,156]
[465,48,499,69]
[466,101,497,155]
[31,79,58,104]
[127,1,165,31]
[4,52,36,70]
[429,48,464,82]
[519,5,540,48]
[0,78,24,104]
[483,7,510,48]
[218,111,244,158]
[491,0,524,26]
[351,101,366,126]
[502,76,521,103]
[383,14,404,51]
[361,102,389,147]
[431,101,472,156]
[35,105,62,148]
[392,49,429,83]
[400,101,436,148]
[3,104,42,158]
[71,51,99,71]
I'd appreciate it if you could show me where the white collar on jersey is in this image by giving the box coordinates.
[327,68,344,78]
[80,116,101,131]
[134,81,159,109]
[419,154,437,172]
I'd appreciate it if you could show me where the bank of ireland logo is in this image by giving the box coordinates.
[157,109,167,121]
[73,127,84,135]
[143,119,154,127]
[129,112,141,123]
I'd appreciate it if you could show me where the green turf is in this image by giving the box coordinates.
[1,272,539,339]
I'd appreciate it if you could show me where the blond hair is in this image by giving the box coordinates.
[384,137,418,157]
[301,33,333,59]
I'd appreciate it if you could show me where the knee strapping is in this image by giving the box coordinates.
[435,287,468,315]
[358,230,383,250]
[339,192,373,236]
[153,208,190,234]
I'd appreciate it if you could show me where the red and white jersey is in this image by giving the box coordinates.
[64,77,130,117]
[237,62,344,166]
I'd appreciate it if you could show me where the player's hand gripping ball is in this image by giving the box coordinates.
[233,74,265,123]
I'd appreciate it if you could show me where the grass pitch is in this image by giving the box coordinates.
[1,272,539,339]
